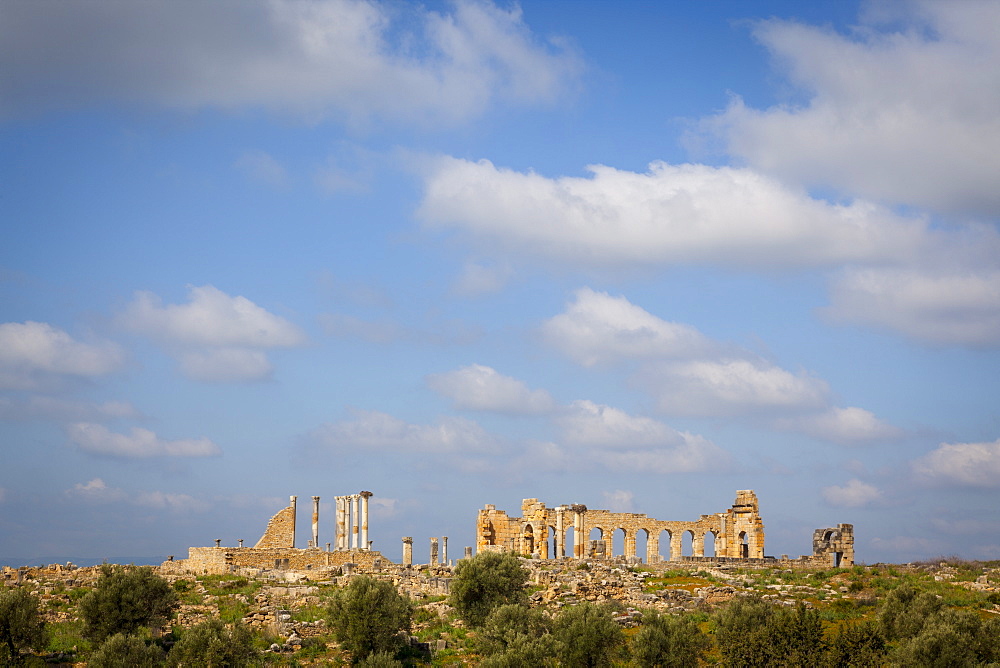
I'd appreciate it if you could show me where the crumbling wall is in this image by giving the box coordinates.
[254,500,296,549]
[811,524,855,567]
[165,547,390,576]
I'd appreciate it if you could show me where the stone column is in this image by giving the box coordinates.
[464,546,472,559]
[555,506,566,558]
[624,531,636,559]
[312,496,320,549]
[360,491,372,550]
[647,533,659,564]
[670,532,683,562]
[351,494,360,550]
[289,495,297,549]
[693,533,704,558]
[339,497,349,550]
[571,504,587,559]
[402,537,413,566]
[441,536,448,564]
[430,537,439,565]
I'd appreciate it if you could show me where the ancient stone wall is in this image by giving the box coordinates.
[476,490,767,562]
[254,497,297,549]
[811,524,855,567]
[164,546,389,576]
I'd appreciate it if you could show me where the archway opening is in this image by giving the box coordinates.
[612,528,626,558]
[704,531,716,557]
[739,531,749,559]
[659,529,672,562]
[682,530,694,557]
[523,524,535,556]
[484,521,496,546]
[564,526,575,559]
[548,525,558,559]
[636,528,649,563]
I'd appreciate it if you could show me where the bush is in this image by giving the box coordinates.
[827,621,886,668]
[357,651,404,667]
[449,552,529,628]
[714,596,827,667]
[630,611,708,668]
[326,576,412,663]
[0,587,46,664]
[552,603,625,668]
[166,619,260,667]
[477,604,551,656]
[80,565,179,642]
[88,633,165,668]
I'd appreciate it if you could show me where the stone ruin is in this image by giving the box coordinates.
[162,491,390,575]
[476,490,854,567]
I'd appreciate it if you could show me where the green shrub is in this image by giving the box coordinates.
[552,603,625,668]
[166,619,260,667]
[326,576,412,663]
[449,552,528,628]
[0,587,47,665]
[630,610,708,668]
[88,633,165,668]
[79,565,178,642]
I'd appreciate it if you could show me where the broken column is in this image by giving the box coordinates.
[555,506,567,558]
[360,491,372,550]
[430,537,439,565]
[312,496,320,549]
[441,536,448,564]
[290,495,297,548]
[464,546,472,559]
[402,537,413,566]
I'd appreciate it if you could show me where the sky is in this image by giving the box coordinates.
[1,0,999,567]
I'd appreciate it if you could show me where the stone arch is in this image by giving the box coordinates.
[522,523,536,556]
[681,529,695,557]
[588,526,606,558]
[612,527,627,557]
[739,531,749,559]
[634,527,649,562]
[703,530,717,557]
[658,528,673,561]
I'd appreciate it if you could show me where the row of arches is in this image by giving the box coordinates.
[519,523,751,561]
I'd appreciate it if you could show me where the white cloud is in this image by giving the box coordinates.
[541,288,713,366]
[452,261,513,298]
[913,438,1000,487]
[419,156,925,270]
[0,397,140,422]
[67,423,221,458]
[370,497,398,519]
[706,1,1000,217]
[822,479,882,507]
[776,406,902,444]
[590,435,729,475]
[134,491,209,513]
[823,268,1000,347]
[310,409,499,454]
[558,400,685,447]
[119,285,305,382]
[0,0,580,125]
[602,489,634,513]
[66,478,127,503]
[235,149,288,187]
[426,364,555,415]
[0,321,125,390]
[642,358,829,417]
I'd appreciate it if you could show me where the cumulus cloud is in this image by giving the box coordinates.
[66,478,127,503]
[0,0,580,125]
[822,479,882,507]
[913,438,1000,487]
[119,285,305,382]
[602,489,634,513]
[775,406,902,444]
[556,401,730,473]
[67,423,221,458]
[705,1,1000,217]
[823,268,1000,347]
[309,409,500,454]
[426,364,555,415]
[0,321,125,390]
[641,358,829,418]
[419,157,925,270]
[541,288,713,366]
[452,261,513,298]
[134,491,209,513]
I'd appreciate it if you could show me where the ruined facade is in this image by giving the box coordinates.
[476,490,766,563]
[812,524,855,567]
[165,491,390,575]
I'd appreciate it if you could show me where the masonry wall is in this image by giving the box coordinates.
[254,503,296,549]
[165,547,390,575]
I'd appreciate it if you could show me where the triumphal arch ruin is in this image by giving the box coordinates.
[477,490,768,563]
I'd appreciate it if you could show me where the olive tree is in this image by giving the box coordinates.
[166,619,260,667]
[552,602,626,668]
[326,576,412,663]
[0,587,46,664]
[449,551,528,628]
[79,565,179,642]
[630,611,708,668]
[88,633,165,668]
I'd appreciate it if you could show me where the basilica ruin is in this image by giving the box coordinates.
[162,488,854,576]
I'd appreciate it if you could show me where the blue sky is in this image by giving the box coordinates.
[2,0,999,566]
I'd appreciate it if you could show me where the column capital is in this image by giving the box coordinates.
[360,490,373,498]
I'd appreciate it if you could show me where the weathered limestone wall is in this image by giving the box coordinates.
[254,497,297,549]
[476,490,767,562]
[812,524,855,567]
[164,547,390,576]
